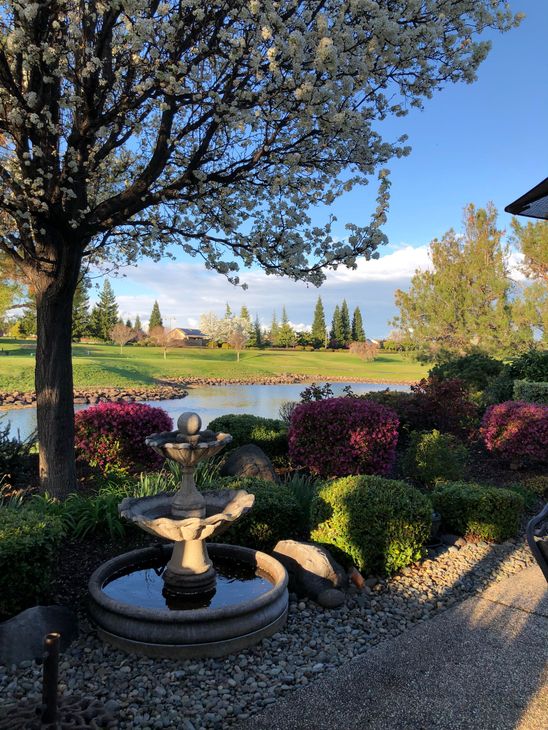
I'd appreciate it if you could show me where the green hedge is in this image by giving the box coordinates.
[513,380,548,405]
[208,414,288,463]
[205,477,306,551]
[431,482,524,542]
[310,475,432,576]
[0,507,65,619]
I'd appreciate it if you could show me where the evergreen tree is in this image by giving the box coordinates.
[92,280,119,340]
[72,277,91,339]
[269,311,279,346]
[125,318,133,329]
[134,314,143,332]
[149,300,163,330]
[392,203,528,360]
[311,296,326,348]
[340,299,351,346]
[253,314,263,348]
[330,305,343,347]
[18,300,37,336]
[240,305,251,322]
[278,306,296,348]
[225,302,232,318]
[352,306,366,342]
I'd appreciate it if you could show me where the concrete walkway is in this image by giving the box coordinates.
[243,566,548,730]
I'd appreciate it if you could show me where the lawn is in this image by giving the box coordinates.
[0,338,427,391]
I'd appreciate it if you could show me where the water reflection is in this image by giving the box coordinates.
[0,381,408,440]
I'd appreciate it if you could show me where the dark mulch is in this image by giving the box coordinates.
[50,531,159,612]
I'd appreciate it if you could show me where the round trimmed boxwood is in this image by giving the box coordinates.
[204,477,305,551]
[0,507,65,619]
[431,481,525,542]
[310,475,431,576]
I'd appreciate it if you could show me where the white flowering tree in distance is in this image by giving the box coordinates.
[0,1,519,495]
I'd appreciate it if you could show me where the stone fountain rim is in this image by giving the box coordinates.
[144,433,232,449]
[88,543,288,623]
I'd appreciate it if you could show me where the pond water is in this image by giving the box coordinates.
[0,381,409,440]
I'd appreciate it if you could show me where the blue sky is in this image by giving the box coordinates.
[102,0,547,338]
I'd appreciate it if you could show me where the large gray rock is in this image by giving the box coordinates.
[273,540,347,608]
[0,605,78,666]
[220,444,279,483]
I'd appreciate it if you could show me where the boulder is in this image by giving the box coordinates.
[273,540,347,608]
[0,606,78,666]
[220,444,279,483]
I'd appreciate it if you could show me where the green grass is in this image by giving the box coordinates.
[0,338,427,391]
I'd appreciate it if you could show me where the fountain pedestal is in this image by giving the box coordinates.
[163,539,216,595]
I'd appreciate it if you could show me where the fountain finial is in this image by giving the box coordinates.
[177,411,201,435]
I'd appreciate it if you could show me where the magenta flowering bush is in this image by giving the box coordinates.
[288,397,399,478]
[75,402,172,473]
[480,401,548,464]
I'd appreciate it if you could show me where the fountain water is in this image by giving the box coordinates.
[88,412,288,658]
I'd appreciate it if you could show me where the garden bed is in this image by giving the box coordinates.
[0,531,535,729]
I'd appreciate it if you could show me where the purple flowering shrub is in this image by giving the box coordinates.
[288,397,399,478]
[75,402,172,473]
[480,401,548,464]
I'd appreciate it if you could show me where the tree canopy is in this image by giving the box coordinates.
[392,204,536,361]
[0,0,520,495]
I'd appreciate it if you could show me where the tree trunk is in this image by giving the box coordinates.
[34,254,81,499]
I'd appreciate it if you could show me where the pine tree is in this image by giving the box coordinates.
[125,318,132,329]
[393,203,526,360]
[149,300,163,331]
[269,311,279,346]
[72,277,91,339]
[253,314,263,348]
[240,305,251,322]
[330,305,343,347]
[278,306,295,348]
[352,306,366,342]
[311,296,326,348]
[225,302,232,318]
[340,299,351,346]
[93,280,119,340]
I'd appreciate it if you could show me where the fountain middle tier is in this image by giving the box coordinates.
[119,489,254,595]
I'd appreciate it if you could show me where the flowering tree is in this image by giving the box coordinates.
[110,321,133,354]
[0,1,518,495]
[200,311,250,360]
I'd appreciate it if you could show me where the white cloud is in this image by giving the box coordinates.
[100,244,442,337]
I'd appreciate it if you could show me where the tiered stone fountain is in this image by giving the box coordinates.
[89,412,288,658]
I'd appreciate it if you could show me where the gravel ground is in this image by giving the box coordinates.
[0,536,536,729]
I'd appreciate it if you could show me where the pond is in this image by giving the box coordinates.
[0,381,409,441]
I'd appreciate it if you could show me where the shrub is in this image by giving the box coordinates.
[508,349,548,382]
[278,400,299,427]
[431,482,525,542]
[0,417,35,485]
[409,377,479,438]
[429,353,504,392]
[513,475,548,500]
[513,380,548,405]
[282,471,322,528]
[0,507,65,619]
[480,401,548,465]
[207,414,288,463]
[310,475,431,575]
[402,430,469,487]
[74,402,172,474]
[208,477,306,550]
[299,382,334,402]
[289,397,399,478]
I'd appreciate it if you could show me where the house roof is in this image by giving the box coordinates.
[171,327,208,337]
[505,177,548,220]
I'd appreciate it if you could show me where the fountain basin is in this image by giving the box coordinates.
[88,543,288,658]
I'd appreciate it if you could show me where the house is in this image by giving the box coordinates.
[167,328,209,347]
